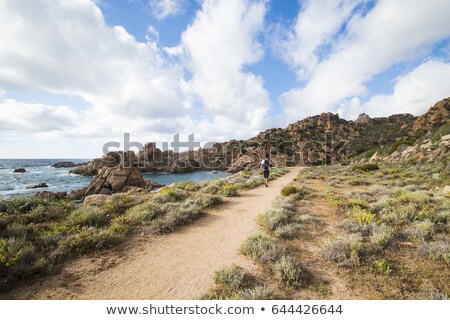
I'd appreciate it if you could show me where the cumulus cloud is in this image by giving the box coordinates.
[148,0,185,20]
[0,0,187,138]
[275,0,360,79]
[181,0,270,140]
[0,98,81,133]
[280,0,450,120]
[361,60,450,117]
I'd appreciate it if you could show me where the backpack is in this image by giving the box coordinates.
[262,159,270,170]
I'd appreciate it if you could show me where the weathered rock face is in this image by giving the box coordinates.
[84,166,151,196]
[355,113,373,125]
[412,98,450,134]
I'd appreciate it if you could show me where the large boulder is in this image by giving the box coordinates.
[83,166,154,197]
[13,168,27,173]
[84,194,113,205]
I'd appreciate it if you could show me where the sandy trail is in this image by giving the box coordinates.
[4,168,299,300]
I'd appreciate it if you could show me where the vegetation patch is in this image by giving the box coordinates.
[273,255,303,288]
[352,163,380,172]
[322,234,363,268]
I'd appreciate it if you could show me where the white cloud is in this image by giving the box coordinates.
[148,0,185,20]
[0,0,187,138]
[181,0,270,140]
[280,0,450,120]
[361,60,450,117]
[275,0,360,79]
[0,98,81,133]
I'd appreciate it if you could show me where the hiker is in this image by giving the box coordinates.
[260,153,272,187]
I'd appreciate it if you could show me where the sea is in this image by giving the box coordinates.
[0,159,231,197]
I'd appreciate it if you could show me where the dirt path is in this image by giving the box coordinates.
[4,169,300,300]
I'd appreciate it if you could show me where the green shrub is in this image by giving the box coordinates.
[370,224,394,250]
[68,206,110,228]
[280,185,312,199]
[273,224,298,239]
[124,201,162,224]
[338,218,374,236]
[154,187,188,203]
[273,256,302,288]
[372,259,392,274]
[351,208,377,225]
[352,163,380,172]
[240,232,283,263]
[153,201,205,233]
[418,240,450,264]
[404,220,434,240]
[220,183,239,197]
[322,234,362,268]
[349,178,371,186]
[190,193,223,209]
[173,181,201,191]
[214,265,246,291]
[0,238,23,271]
[6,222,28,239]
[0,195,46,214]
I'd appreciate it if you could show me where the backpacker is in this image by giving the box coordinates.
[263,159,270,170]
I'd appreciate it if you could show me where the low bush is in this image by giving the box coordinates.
[370,224,394,250]
[351,208,377,225]
[372,259,392,274]
[240,232,284,264]
[352,163,380,172]
[418,240,450,264]
[403,220,434,240]
[220,184,239,197]
[153,187,188,203]
[280,185,312,199]
[214,265,247,291]
[124,201,163,225]
[273,256,302,288]
[68,206,110,228]
[322,234,362,268]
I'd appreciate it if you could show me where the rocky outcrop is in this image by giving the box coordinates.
[412,98,450,134]
[84,166,149,196]
[52,161,88,168]
[365,134,450,165]
[68,152,161,200]
[26,183,48,189]
[355,113,373,125]
[13,168,27,173]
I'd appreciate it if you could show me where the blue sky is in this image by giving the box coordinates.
[0,0,449,158]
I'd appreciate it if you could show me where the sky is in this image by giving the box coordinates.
[0,0,449,158]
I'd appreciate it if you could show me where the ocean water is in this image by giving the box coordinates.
[0,159,92,197]
[144,171,231,185]
[0,159,231,197]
